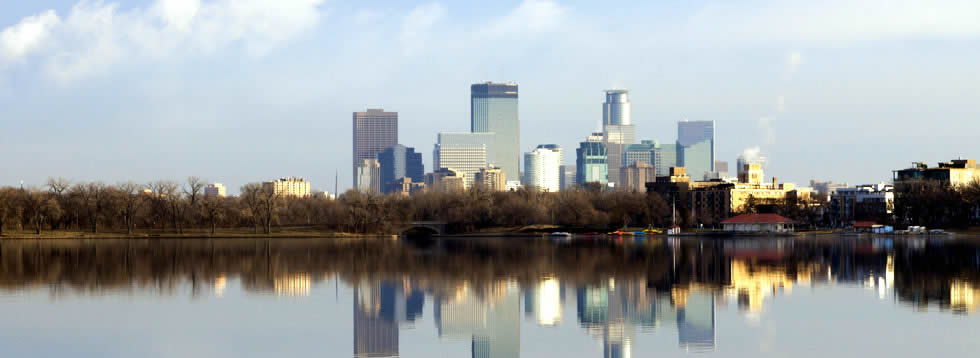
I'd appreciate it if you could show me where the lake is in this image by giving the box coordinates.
[0,235,978,357]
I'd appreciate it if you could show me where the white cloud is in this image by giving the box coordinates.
[400,3,446,56]
[0,10,60,64]
[482,0,565,38]
[682,0,980,45]
[1,0,325,84]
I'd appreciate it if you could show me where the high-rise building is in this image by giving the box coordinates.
[677,120,715,179]
[656,143,679,176]
[576,132,608,185]
[603,90,632,126]
[434,132,491,189]
[559,165,577,190]
[679,139,713,181]
[353,109,398,188]
[603,90,635,186]
[624,140,658,168]
[204,183,226,198]
[474,166,507,192]
[378,144,424,194]
[263,177,311,198]
[524,144,562,192]
[356,159,382,193]
[620,161,656,192]
[471,82,519,181]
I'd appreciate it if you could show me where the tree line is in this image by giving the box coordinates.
[0,178,677,236]
[893,179,980,229]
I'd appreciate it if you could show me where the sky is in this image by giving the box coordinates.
[1,0,979,194]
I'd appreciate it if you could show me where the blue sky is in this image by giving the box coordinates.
[2,0,979,193]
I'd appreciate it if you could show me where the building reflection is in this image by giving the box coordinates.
[524,277,564,326]
[950,280,979,313]
[434,280,520,358]
[353,279,425,358]
[274,273,311,297]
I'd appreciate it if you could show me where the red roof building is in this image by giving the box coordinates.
[721,214,795,233]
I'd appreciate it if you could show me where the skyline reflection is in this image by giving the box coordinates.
[0,237,978,356]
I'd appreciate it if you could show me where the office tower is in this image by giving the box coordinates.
[603,90,632,127]
[434,132,492,189]
[576,132,608,185]
[471,82,519,181]
[623,140,658,168]
[560,165,577,190]
[353,109,398,188]
[378,144,424,194]
[677,120,715,180]
[679,139,713,181]
[204,183,226,198]
[524,144,562,192]
[437,132,496,165]
[656,143,679,177]
[620,161,656,192]
[356,159,382,193]
[262,177,311,198]
[475,166,507,192]
[602,90,636,186]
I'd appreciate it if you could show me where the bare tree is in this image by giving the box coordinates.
[21,188,63,235]
[0,187,18,236]
[154,181,185,234]
[77,182,111,233]
[46,177,72,229]
[202,196,225,235]
[115,182,146,235]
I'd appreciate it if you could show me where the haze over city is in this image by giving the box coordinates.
[2,0,979,193]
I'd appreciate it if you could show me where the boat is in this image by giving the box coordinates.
[643,225,663,235]
[550,232,572,237]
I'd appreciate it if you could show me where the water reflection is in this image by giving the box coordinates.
[0,236,978,357]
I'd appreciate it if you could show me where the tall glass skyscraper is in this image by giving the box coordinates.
[603,90,635,186]
[377,144,424,194]
[576,132,608,185]
[677,120,715,180]
[471,82,519,182]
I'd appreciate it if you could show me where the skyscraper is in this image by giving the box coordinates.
[356,159,382,193]
[678,139,713,181]
[471,82,519,181]
[656,143,679,177]
[603,90,635,186]
[560,165,577,190]
[353,109,398,188]
[377,144,424,194]
[677,120,714,180]
[576,132,608,185]
[524,144,562,192]
[434,132,493,189]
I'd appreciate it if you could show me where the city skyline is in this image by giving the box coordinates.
[2,1,980,193]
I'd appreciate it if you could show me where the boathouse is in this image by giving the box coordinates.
[721,213,795,233]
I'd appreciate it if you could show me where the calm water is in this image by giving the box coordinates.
[1,236,978,357]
